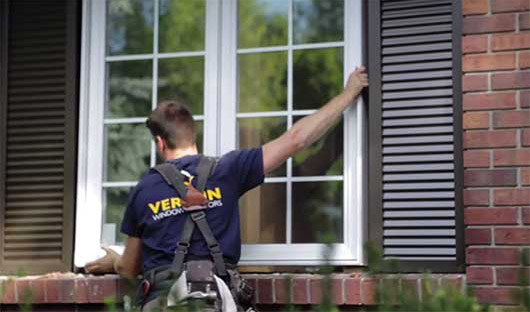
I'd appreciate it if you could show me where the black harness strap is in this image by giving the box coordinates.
[153,156,227,278]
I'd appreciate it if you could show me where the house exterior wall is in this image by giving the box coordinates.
[462,0,530,308]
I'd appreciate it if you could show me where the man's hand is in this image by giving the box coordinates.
[85,246,120,274]
[343,66,368,99]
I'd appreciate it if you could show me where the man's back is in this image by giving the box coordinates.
[121,148,264,273]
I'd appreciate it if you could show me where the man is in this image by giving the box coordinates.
[85,67,368,309]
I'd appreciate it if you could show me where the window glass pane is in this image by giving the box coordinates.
[293,47,343,110]
[292,181,343,243]
[238,117,286,177]
[240,183,286,243]
[107,0,154,55]
[293,0,343,44]
[103,187,132,245]
[105,124,151,181]
[238,0,288,48]
[292,118,343,176]
[107,60,153,118]
[158,57,204,115]
[159,0,205,53]
[238,52,287,112]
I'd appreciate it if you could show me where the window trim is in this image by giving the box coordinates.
[75,0,366,268]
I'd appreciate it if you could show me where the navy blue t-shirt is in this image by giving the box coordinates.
[120,148,264,273]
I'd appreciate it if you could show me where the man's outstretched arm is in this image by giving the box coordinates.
[262,67,368,175]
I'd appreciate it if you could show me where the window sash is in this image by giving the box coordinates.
[75,0,366,268]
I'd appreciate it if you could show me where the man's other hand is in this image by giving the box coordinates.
[85,246,120,274]
[344,66,368,98]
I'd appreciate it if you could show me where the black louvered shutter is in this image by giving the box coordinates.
[368,0,464,272]
[0,0,79,274]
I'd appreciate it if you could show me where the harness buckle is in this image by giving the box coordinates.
[191,211,206,221]
[176,242,190,254]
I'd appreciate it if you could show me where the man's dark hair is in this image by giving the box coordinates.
[146,100,195,149]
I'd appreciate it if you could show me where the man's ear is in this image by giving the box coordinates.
[155,135,165,153]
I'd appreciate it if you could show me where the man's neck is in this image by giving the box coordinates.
[164,145,199,160]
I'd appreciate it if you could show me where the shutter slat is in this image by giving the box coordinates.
[384,210,455,218]
[384,238,456,245]
[383,43,451,55]
[384,126,453,135]
[383,135,453,145]
[382,80,453,91]
[382,15,452,28]
[384,201,455,209]
[383,154,454,163]
[384,229,455,236]
[383,52,451,64]
[383,164,454,172]
[383,70,453,82]
[384,182,455,190]
[384,173,454,181]
[383,144,454,154]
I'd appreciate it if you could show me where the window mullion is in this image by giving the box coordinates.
[286,0,294,244]
[150,0,160,167]
[219,0,238,154]
[204,0,222,156]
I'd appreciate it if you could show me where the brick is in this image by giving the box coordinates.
[257,278,273,304]
[309,277,322,304]
[1,279,16,304]
[360,278,377,305]
[464,189,490,206]
[493,110,530,128]
[467,267,494,284]
[29,280,46,304]
[344,278,361,305]
[463,0,488,15]
[464,92,517,111]
[274,278,288,304]
[75,279,89,304]
[463,130,517,148]
[88,276,117,303]
[292,278,308,304]
[462,35,489,53]
[440,276,464,290]
[464,169,517,186]
[492,32,530,51]
[465,207,518,224]
[523,129,530,146]
[497,267,530,285]
[492,0,530,13]
[523,207,530,224]
[474,287,519,305]
[494,149,530,166]
[466,247,520,264]
[463,74,489,91]
[463,53,516,72]
[463,111,489,129]
[463,14,516,34]
[492,70,530,90]
[522,168,530,185]
[382,278,400,305]
[421,276,440,299]
[521,51,530,69]
[60,279,75,303]
[310,277,344,305]
[16,279,45,305]
[466,228,492,244]
[464,150,490,168]
[521,90,530,108]
[401,278,419,300]
[495,227,530,244]
[45,279,60,303]
[520,12,530,30]
[494,188,530,205]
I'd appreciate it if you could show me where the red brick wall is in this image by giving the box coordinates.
[462,0,530,308]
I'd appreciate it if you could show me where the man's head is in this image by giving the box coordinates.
[146,100,195,156]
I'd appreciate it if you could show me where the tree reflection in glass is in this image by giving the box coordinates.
[107,0,154,55]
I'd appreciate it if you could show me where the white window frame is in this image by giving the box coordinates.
[75,0,366,268]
